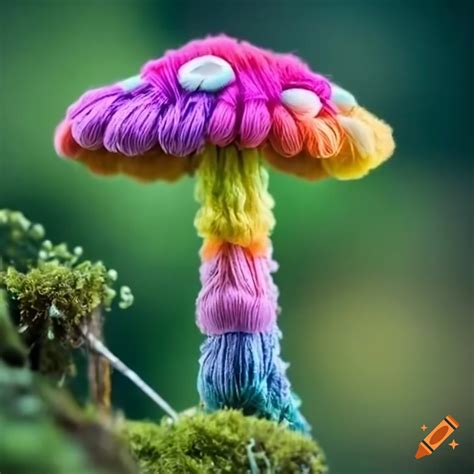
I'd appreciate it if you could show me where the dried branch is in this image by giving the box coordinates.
[87,308,111,413]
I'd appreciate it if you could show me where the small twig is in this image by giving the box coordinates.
[246,438,272,474]
[247,438,260,474]
[82,327,178,421]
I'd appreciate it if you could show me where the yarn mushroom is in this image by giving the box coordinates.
[55,35,394,433]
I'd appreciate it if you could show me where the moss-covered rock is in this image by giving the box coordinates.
[124,410,327,474]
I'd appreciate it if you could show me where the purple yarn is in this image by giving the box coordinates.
[158,93,213,156]
[102,89,165,155]
[70,86,124,150]
[67,79,217,157]
[61,36,335,159]
[240,99,272,148]
[207,84,239,146]
[196,245,278,335]
[195,245,313,431]
[176,93,214,155]
[68,85,122,120]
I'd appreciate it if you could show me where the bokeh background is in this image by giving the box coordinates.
[1,1,472,473]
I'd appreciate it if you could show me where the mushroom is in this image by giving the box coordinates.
[55,35,394,433]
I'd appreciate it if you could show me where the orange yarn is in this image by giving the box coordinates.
[200,237,270,261]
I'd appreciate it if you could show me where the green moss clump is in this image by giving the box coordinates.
[3,261,111,341]
[0,209,134,379]
[1,260,114,377]
[123,410,327,474]
[0,210,121,312]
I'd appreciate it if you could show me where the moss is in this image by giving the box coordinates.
[0,209,133,379]
[123,410,327,474]
[1,261,111,376]
[0,209,122,322]
[1,209,330,473]
[3,261,110,340]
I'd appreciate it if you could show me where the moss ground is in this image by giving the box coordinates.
[124,409,327,474]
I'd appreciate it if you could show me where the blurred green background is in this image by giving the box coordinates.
[1,1,472,473]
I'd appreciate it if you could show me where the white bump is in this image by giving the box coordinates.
[118,75,144,92]
[281,88,322,117]
[331,84,357,108]
[178,55,235,92]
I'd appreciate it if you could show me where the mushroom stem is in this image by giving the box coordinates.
[194,146,310,433]
[194,146,275,253]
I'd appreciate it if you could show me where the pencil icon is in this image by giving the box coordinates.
[415,415,460,459]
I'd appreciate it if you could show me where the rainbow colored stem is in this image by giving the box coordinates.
[194,147,309,433]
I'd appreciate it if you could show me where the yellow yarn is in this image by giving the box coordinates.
[194,146,275,250]
[77,148,198,182]
[322,106,395,180]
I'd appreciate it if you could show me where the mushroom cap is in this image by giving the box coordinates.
[55,35,394,182]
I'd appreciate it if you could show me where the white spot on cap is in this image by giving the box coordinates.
[281,88,323,117]
[178,55,235,92]
[331,84,357,108]
[118,75,144,92]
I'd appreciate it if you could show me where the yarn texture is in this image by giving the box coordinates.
[194,145,309,432]
[198,331,309,433]
[196,243,278,335]
[55,35,394,183]
[194,147,275,251]
[54,34,396,435]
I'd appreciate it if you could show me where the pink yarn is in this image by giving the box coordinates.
[59,35,340,159]
[196,243,279,335]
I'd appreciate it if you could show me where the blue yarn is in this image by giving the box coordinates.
[198,329,310,434]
